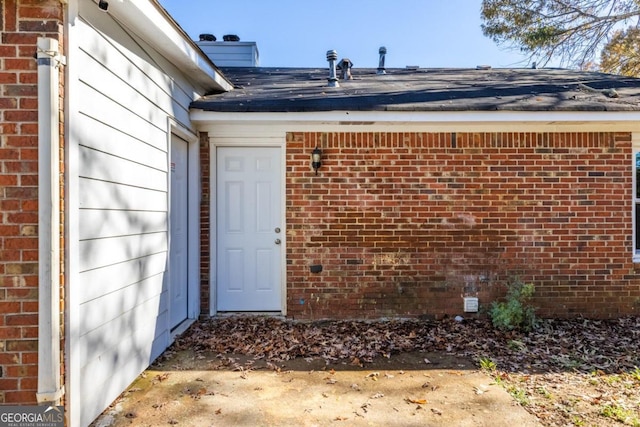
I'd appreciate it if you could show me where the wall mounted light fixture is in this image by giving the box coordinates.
[98,0,109,11]
[311,147,322,175]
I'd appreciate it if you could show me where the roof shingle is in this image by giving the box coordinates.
[193,67,640,112]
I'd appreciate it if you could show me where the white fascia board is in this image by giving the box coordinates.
[101,0,233,93]
[191,109,640,132]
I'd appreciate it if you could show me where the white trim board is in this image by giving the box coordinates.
[192,110,640,133]
[168,118,201,334]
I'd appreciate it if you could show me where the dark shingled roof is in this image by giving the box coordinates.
[192,67,640,112]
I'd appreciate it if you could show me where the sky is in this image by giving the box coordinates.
[158,0,533,69]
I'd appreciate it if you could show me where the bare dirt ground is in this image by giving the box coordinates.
[92,316,640,427]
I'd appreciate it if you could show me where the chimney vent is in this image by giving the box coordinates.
[223,34,240,42]
[326,50,339,87]
[199,34,216,42]
[337,58,353,80]
[377,46,387,75]
[196,37,259,67]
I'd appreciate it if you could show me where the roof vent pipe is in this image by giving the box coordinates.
[377,46,387,75]
[337,58,353,80]
[327,50,339,87]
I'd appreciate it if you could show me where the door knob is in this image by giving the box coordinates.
[275,227,281,233]
[275,238,281,245]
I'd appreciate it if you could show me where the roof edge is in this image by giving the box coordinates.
[102,0,233,93]
[190,110,640,132]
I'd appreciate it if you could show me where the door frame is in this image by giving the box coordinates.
[210,139,287,316]
[168,119,200,335]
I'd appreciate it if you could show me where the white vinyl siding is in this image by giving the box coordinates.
[67,1,201,425]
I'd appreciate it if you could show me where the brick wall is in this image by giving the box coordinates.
[286,131,640,320]
[0,0,64,404]
[199,131,211,316]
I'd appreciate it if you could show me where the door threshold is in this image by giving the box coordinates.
[171,318,196,338]
[215,311,284,319]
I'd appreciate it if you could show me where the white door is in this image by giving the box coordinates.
[170,135,189,328]
[217,147,283,311]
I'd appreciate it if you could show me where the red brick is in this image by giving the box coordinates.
[0,224,20,234]
[21,326,38,338]
[20,199,38,211]
[3,0,18,32]
[7,213,38,224]
[18,72,37,84]
[18,97,37,109]
[18,5,62,20]
[5,186,38,198]
[0,353,20,365]
[4,391,37,404]
[0,73,18,84]
[19,175,37,186]
[21,301,37,312]
[4,58,35,71]
[282,131,638,320]
[19,147,37,161]
[7,313,37,326]
[0,250,22,262]
[2,32,39,45]
[5,364,37,378]
[21,352,37,364]
[0,302,21,313]
[4,237,38,250]
[5,339,37,352]
[4,110,37,122]
[0,174,18,185]
[18,19,59,33]
[0,379,19,391]
[19,376,38,390]
[0,45,17,57]
[6,288,37,300]
[0,326,22,339]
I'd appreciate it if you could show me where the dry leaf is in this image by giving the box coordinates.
[168,312,640,427]
[152,373,170,384]
[406,398,427,405]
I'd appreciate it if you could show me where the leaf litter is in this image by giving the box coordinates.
[166,315,640,426]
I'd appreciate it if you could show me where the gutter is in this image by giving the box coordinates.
[36,37,65,405]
